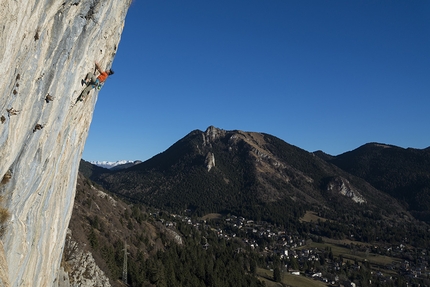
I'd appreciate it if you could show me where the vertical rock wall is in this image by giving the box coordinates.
[0,0,131,286]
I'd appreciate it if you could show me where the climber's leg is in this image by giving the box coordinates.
[77,84,93,102]
[84,72,97,85]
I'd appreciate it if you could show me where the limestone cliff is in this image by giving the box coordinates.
[0,0,131,286]
[62,230,111,287]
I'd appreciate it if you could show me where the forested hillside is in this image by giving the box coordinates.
[71,166,430,287]
[67,172,265,287]
[325,143,430,222]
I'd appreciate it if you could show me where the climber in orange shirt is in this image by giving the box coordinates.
[78,62,114,102]
[83,62,114,86]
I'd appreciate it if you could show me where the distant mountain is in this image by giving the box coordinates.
[88,160,143,170]
[90,160,138,169]
[111,160,142,170]
[80,160,143,181]
[322,143,430,222]
[89,126,408,227]
[80,159,110,179]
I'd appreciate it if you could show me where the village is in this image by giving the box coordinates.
[161,213,430,286]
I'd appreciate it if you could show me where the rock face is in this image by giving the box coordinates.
[202,126,226,147]
[0,0,131,286]
[326,176,366,204]
[62,231,111,287]
[205,152,215,171]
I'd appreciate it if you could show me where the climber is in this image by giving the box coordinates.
[77,62,114,102]
[83,62,114,86]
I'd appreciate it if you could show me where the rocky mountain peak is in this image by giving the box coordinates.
[203,125,226,146]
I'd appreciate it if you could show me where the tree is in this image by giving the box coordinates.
[290,257,299,270]
[273,266,282,282]
[87,228,99,250]
[250,259,257,275]
[147,259,166,286]
[303,261,309,272]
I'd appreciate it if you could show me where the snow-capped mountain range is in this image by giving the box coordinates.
[90,160,136,169]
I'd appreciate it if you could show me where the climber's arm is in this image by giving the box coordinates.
[95,62,103,74]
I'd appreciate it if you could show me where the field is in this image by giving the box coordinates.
[200,213,222,220]
[257,268,328,287]
[302,240,400,268]
[299,211,328,223]
[299,211,400,268]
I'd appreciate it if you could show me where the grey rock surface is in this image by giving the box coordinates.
[62,230,111,287]
[0,0,131,286]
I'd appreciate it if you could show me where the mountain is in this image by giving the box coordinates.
[111,160,143,170]
[80,159,111,179]
[78,127,430,285]
[91,126,409,227]
[90,160,141,169]
[90,160,131,169]
[0,0,130,285]
[79,159,142,182]
[322,143,430,222]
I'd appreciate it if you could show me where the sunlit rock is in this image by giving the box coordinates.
[0,0,131,286]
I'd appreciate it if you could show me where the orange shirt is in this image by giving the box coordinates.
[97,72,109,82]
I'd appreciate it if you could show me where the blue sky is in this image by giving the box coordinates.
[82,0,430,162]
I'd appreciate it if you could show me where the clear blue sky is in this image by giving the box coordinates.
[82,0,430,162]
